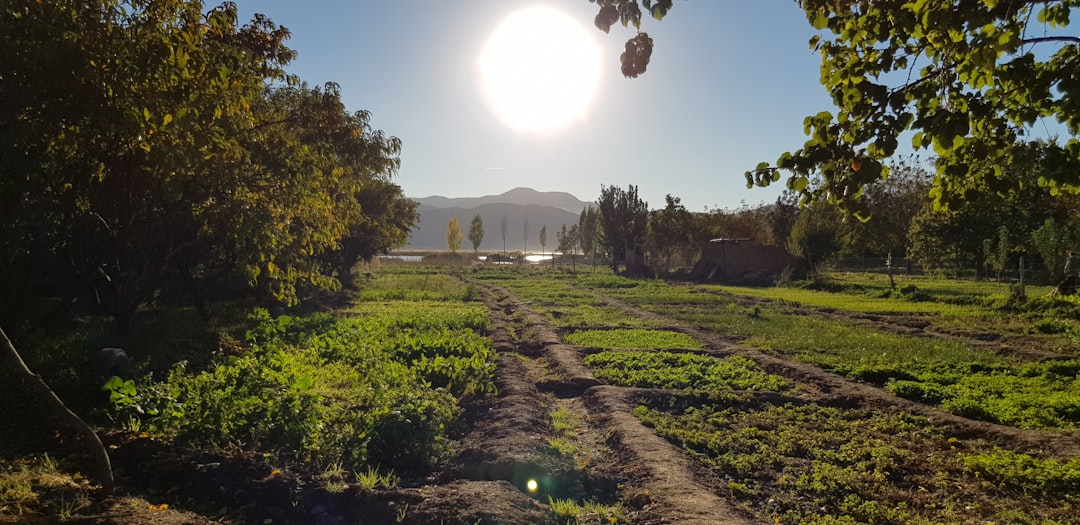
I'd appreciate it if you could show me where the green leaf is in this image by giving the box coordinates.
[143,107,151,122]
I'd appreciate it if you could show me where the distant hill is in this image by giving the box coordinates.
[406,188,591,251]
[413,187,590,214]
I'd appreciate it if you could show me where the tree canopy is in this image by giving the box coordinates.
[1,0,416,332]
[749,0,1080,211]
[597,184,649,275]
[468,214,485,255]
[586,0,1080,211]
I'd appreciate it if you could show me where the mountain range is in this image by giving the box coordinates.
[406,187,592,251]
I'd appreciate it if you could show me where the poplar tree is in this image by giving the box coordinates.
[468,214,485,255]
[446,215,463,254]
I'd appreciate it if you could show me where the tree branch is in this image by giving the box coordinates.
[1021,36,1080,46]
[0,325,115,493]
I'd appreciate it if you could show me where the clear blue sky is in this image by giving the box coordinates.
[233,1,834,212]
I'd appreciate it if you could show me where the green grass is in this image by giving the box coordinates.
[700,283,988,316]
[644,303,992,364]
[357,272,472,301]
[584,351,789,392]
[565,329,702,349]
[539,304,660,328]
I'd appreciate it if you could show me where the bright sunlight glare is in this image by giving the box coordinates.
[477,5,601,135]
[527,479,539,492]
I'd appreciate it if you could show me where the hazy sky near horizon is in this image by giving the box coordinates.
[233,1,834,212]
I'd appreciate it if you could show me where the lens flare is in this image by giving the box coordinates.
[526,479,539,492]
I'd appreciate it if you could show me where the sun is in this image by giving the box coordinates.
[477,5,602,135]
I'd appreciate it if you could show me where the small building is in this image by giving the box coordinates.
[691,238,804,283]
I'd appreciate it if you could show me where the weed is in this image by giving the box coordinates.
[356,466,399,490]
[322,462,349,493]
[547,437,579,457]
[550,406,582,436]
[57,493,91,520]
[548,497,580,520]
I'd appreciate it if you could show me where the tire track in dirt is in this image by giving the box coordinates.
[465,281,756,525]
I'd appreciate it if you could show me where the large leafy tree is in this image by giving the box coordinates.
[749,1,1080,210]
[578,205,601,267]
[233,83,411,301]
[906,146,1064,277]
[2,0,296,331]
[645,194,693,275]
[597,184,649,275]
[1,1,412,332]
[586,1,1080,211]
[788,200,844,273]
[321,177,418,289]
[840,158,933,258]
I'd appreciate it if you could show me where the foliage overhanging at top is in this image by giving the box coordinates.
[586,0,1080,213]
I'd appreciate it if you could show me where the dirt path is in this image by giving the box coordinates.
[461,275,1080,521]
[466,282,757,524]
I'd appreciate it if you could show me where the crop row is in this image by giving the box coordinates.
[550,272,1080,430]
[635,399,1079,524]
[105,269,495,471]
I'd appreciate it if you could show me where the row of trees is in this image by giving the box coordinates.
[1,1,418,335]
[582,148,1080,281]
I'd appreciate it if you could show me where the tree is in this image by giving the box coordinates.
[557,223,581,271]
[583,0,672,78]
[1032,218,1078,282]
[1,0,299,331]
[597,185,649,275]
[586,1,1080,210]
[322,177,418,289]
[523,218,529,255]
[788,202,843,272]
[645,194,693,275]
[767,191,801,248]
[539,225,548,259]
[468,214,485,256]
[744,1,1080,210]
[446,215,463,254]
[906,145,1066,278]
[839,158,933,258]
[579,205,601,268]
[1,2,417,333]
[500,215,509,257]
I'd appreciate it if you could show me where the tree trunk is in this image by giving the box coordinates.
[0,325,115,493]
